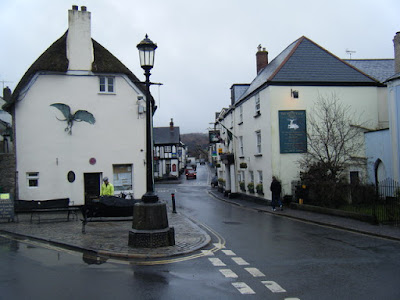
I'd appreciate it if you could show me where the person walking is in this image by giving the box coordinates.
[270,176,282,211]
[100,177,114,196]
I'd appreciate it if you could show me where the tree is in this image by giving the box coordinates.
[299,93,368,206]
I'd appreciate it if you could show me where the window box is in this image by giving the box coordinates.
[239,181,246,192]
[240,162,247,169]
[256,183,264,195]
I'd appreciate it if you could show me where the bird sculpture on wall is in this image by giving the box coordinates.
[50,103,96,135]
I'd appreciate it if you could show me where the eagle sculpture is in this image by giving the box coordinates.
[50,103,96,135]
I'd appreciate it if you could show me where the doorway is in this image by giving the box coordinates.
[84,173,101,205]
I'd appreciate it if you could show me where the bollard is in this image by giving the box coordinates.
[171,193,177,213]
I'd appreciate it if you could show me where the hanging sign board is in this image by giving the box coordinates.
[0,193,14,220]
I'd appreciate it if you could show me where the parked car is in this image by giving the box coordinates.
[186,169,197,180]
[211,176,218,187]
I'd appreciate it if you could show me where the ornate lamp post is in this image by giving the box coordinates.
[137,34,158,203]
[129,35,175,248]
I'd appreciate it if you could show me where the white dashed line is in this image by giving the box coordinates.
[244,267,265,277]
[232,282,256,294]
[221,249,236,256]
[219,269,238,278]
[231,257,249,265]
[262,281,287,293]
[208,258,226,266]
[201,250,214,256]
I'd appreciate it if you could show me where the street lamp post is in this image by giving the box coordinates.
[137,34,158,203]
[128,34,175,248]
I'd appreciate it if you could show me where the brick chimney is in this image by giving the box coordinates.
[394,32,400,74]
[67,5,93,71]
[170,118,174,131]
[256,44,268,74]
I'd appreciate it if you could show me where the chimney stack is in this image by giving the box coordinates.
[67,5,93,71]
[256,44,268,74]
[3,87,11,102]
[170,118,174,131]
[394,32,400,74]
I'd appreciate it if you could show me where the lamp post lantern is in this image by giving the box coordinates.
[129,34,175,248]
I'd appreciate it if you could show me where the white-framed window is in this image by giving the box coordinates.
[255,94,260,114]
[239,105,243,123]
[99,76,115,93]
[164,146,172,153]
[256,130,262,154]
[113,164,132,192]
[239,136,244,157]
[27,172,39,187]
[249,171,254,183]
[239,171,245,182]
[257,170,263,183]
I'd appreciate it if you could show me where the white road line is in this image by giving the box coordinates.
[221,249,236,256]
[262,281,287,293]
[208,258,226,266]
[232,282,256,294]
[244,267,265,277]
[201,250,214,256]
[231,257,250,265]
[213,243,225,249]
[219,269,238,278]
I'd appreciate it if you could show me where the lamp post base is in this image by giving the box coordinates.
[128,199,175,248]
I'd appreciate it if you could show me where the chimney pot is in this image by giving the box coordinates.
[81,6,87,11]
[72,5,78,10]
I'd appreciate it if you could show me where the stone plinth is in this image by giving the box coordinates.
[128,200,175,248]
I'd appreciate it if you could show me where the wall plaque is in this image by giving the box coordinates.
[279,110,307,153]
[0,193,14,221]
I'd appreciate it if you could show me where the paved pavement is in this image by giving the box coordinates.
[0,191,399,261]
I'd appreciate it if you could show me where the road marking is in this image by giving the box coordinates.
[219,269,238,278]
[232,282,255,294]
[213,242,225,249]
[262,281,287,293]
[232,257,249,265]
[221,249,236,256]
[208,258,226,266]
[245,267,265,277]
[201,250,214,256]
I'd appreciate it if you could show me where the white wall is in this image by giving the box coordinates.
[224,84,382,199]
[15,73,146,204]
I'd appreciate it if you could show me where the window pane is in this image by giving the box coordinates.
[107,77,114,92]
[113,164,132,191]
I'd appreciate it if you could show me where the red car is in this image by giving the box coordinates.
[186,169,197,180]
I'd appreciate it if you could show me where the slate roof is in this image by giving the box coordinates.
[4,31,147,112]
[344,59,395,83]
[153,127,181,145]
[238,36,382,102]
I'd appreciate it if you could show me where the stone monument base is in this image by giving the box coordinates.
[128,200,175,248]
[128,227,175,248]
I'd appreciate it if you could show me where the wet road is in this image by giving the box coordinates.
[1,164,400,299]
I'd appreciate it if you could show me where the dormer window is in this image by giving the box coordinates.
[99,76,115,93]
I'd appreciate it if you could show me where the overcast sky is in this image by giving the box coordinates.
[1,0,399,133]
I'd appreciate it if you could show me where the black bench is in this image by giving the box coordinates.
[81,196,139,233]
[14,198,80,223]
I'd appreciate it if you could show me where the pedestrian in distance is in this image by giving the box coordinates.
[100,177,114,196]
[270,176,283,211]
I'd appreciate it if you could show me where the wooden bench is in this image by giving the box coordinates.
[14,198,81,223]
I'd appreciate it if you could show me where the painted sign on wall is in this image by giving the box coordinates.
[279,110,307,153]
